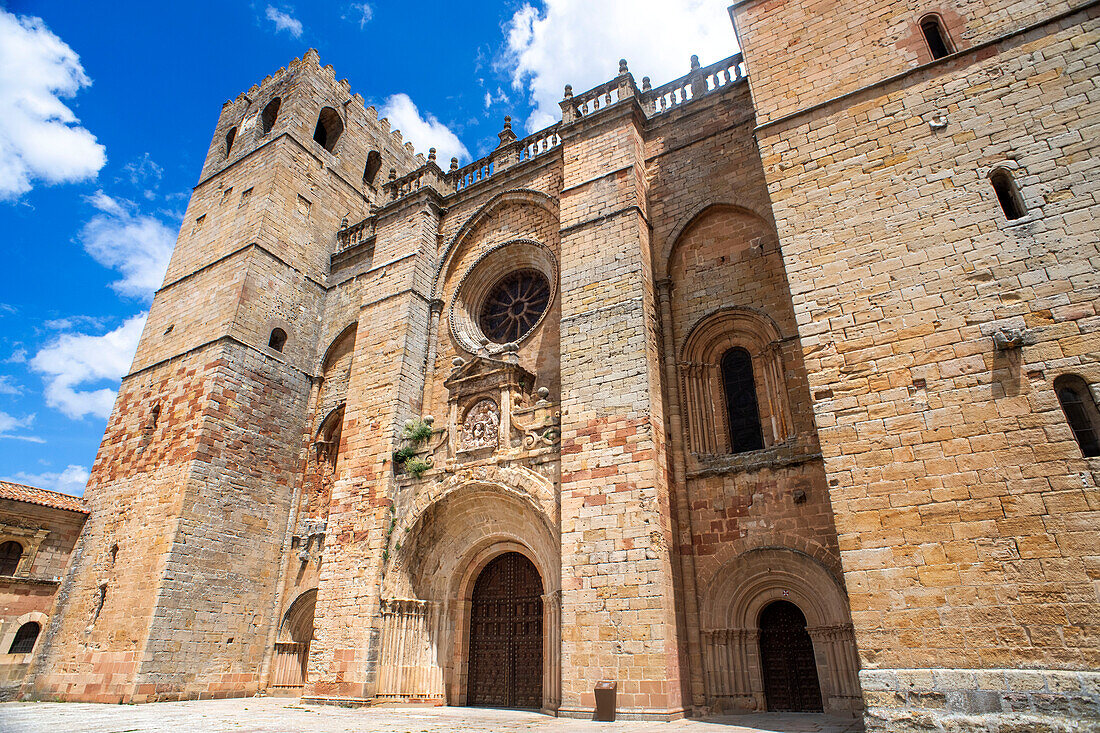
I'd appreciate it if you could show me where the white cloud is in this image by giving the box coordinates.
[6,348,27,364]
[44,314,107,331]
[80,191,175,299]
[265,6,303,38]
[483,86,510,110]
[30,312,146,420]
[3,464,89,495]
[0,410,42,442]
[120,152,163,200]
[503,0,737,131]
[380,94,470,164]
[0,375,21,395]
[0,9,106,200]
[344,2,373,29]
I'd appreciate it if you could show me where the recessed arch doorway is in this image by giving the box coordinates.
[758,600,823,712]
[467,551,543,709]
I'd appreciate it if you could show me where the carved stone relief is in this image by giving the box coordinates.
[459,398,500,451]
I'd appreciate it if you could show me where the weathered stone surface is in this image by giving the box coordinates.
[21,0,1100,727]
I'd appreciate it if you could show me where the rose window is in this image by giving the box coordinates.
[478,269,551,344]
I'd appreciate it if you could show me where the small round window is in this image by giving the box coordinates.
[478,269,551,344]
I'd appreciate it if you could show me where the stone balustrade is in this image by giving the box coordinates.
[646,53,746,116]
[335,215,375,253]
[350,53,745,209]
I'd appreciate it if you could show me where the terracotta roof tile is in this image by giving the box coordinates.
[0,480,88,514]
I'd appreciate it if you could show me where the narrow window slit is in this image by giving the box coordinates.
[920,15,953,60]
[990,168,1026,220]
[721,347,765,453]
[225,126,238,158]
[1055,375,1100,457]
[262,97,281,134]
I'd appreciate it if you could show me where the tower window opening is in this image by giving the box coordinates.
[721,347,765,453]
[0,541,22,575]
[1054,375,1100,457]
[150,404,161,430]
[364,150,382,186]
[920,15,953,60]
[225,126,238,158]
[313,107,344,153]
[262,97,281,134]
[8,622,40,654]
[990,168,1026,220]
[268,328,288,352]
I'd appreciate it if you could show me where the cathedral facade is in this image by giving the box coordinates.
[24,1,1100,730]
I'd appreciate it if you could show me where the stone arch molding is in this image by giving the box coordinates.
[679,307,793,454]
[699,547,861,715]
[278,588,317,643]
[376,472,562,710]
[434,188,559,298]
[389,463,556,577]
[701,547,848,630]
[316,321,358,375]
[660,201,775,281]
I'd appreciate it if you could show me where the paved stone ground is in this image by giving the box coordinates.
[0,699,865,733]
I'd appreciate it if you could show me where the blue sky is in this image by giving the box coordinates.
[0,0,737,495]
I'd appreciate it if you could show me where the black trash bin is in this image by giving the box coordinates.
[594,679,617,722]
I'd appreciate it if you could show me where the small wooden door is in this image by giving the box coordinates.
[468,552,543,708]
[271,641,309,692]
[759,600,823,712]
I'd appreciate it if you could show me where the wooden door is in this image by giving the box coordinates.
[468,552,543,708]
[759,601,823,712]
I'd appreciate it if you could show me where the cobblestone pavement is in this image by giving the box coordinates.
[0,699,865,733]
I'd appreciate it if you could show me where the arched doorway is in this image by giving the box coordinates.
[467,552,543,708]
[271,589,316,694]
[758,600,822,712]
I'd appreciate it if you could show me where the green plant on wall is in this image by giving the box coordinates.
[404,457,430,477]
[392,417,433,478]
[403,419,433,443]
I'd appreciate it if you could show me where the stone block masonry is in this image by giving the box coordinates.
[731,0,1100,728]
[21,2,1100,727]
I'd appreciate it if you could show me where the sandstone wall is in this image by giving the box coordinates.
[732,0,1100,727]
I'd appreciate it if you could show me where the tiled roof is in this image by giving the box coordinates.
[0,480,88,514]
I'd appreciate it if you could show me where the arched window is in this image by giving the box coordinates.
[261,97,281,134]
[680,309,792,455]
[1055,375,1100,457]
[721,348,765,453]
[919,14,953,60]
[225,126,238,158]
[8,622,40,654]
[989,168,1026,220]
[363,150,382,186]
[268,328,288,352]
[0,541,22,575]
[313,107,343,152]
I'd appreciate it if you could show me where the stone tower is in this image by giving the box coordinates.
[26,50,422,701]
[729,0,1100,728]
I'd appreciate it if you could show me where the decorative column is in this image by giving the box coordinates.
[808,624,861,714]
[541,589,562,713]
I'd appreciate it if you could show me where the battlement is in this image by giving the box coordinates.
[198,49,424,206]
